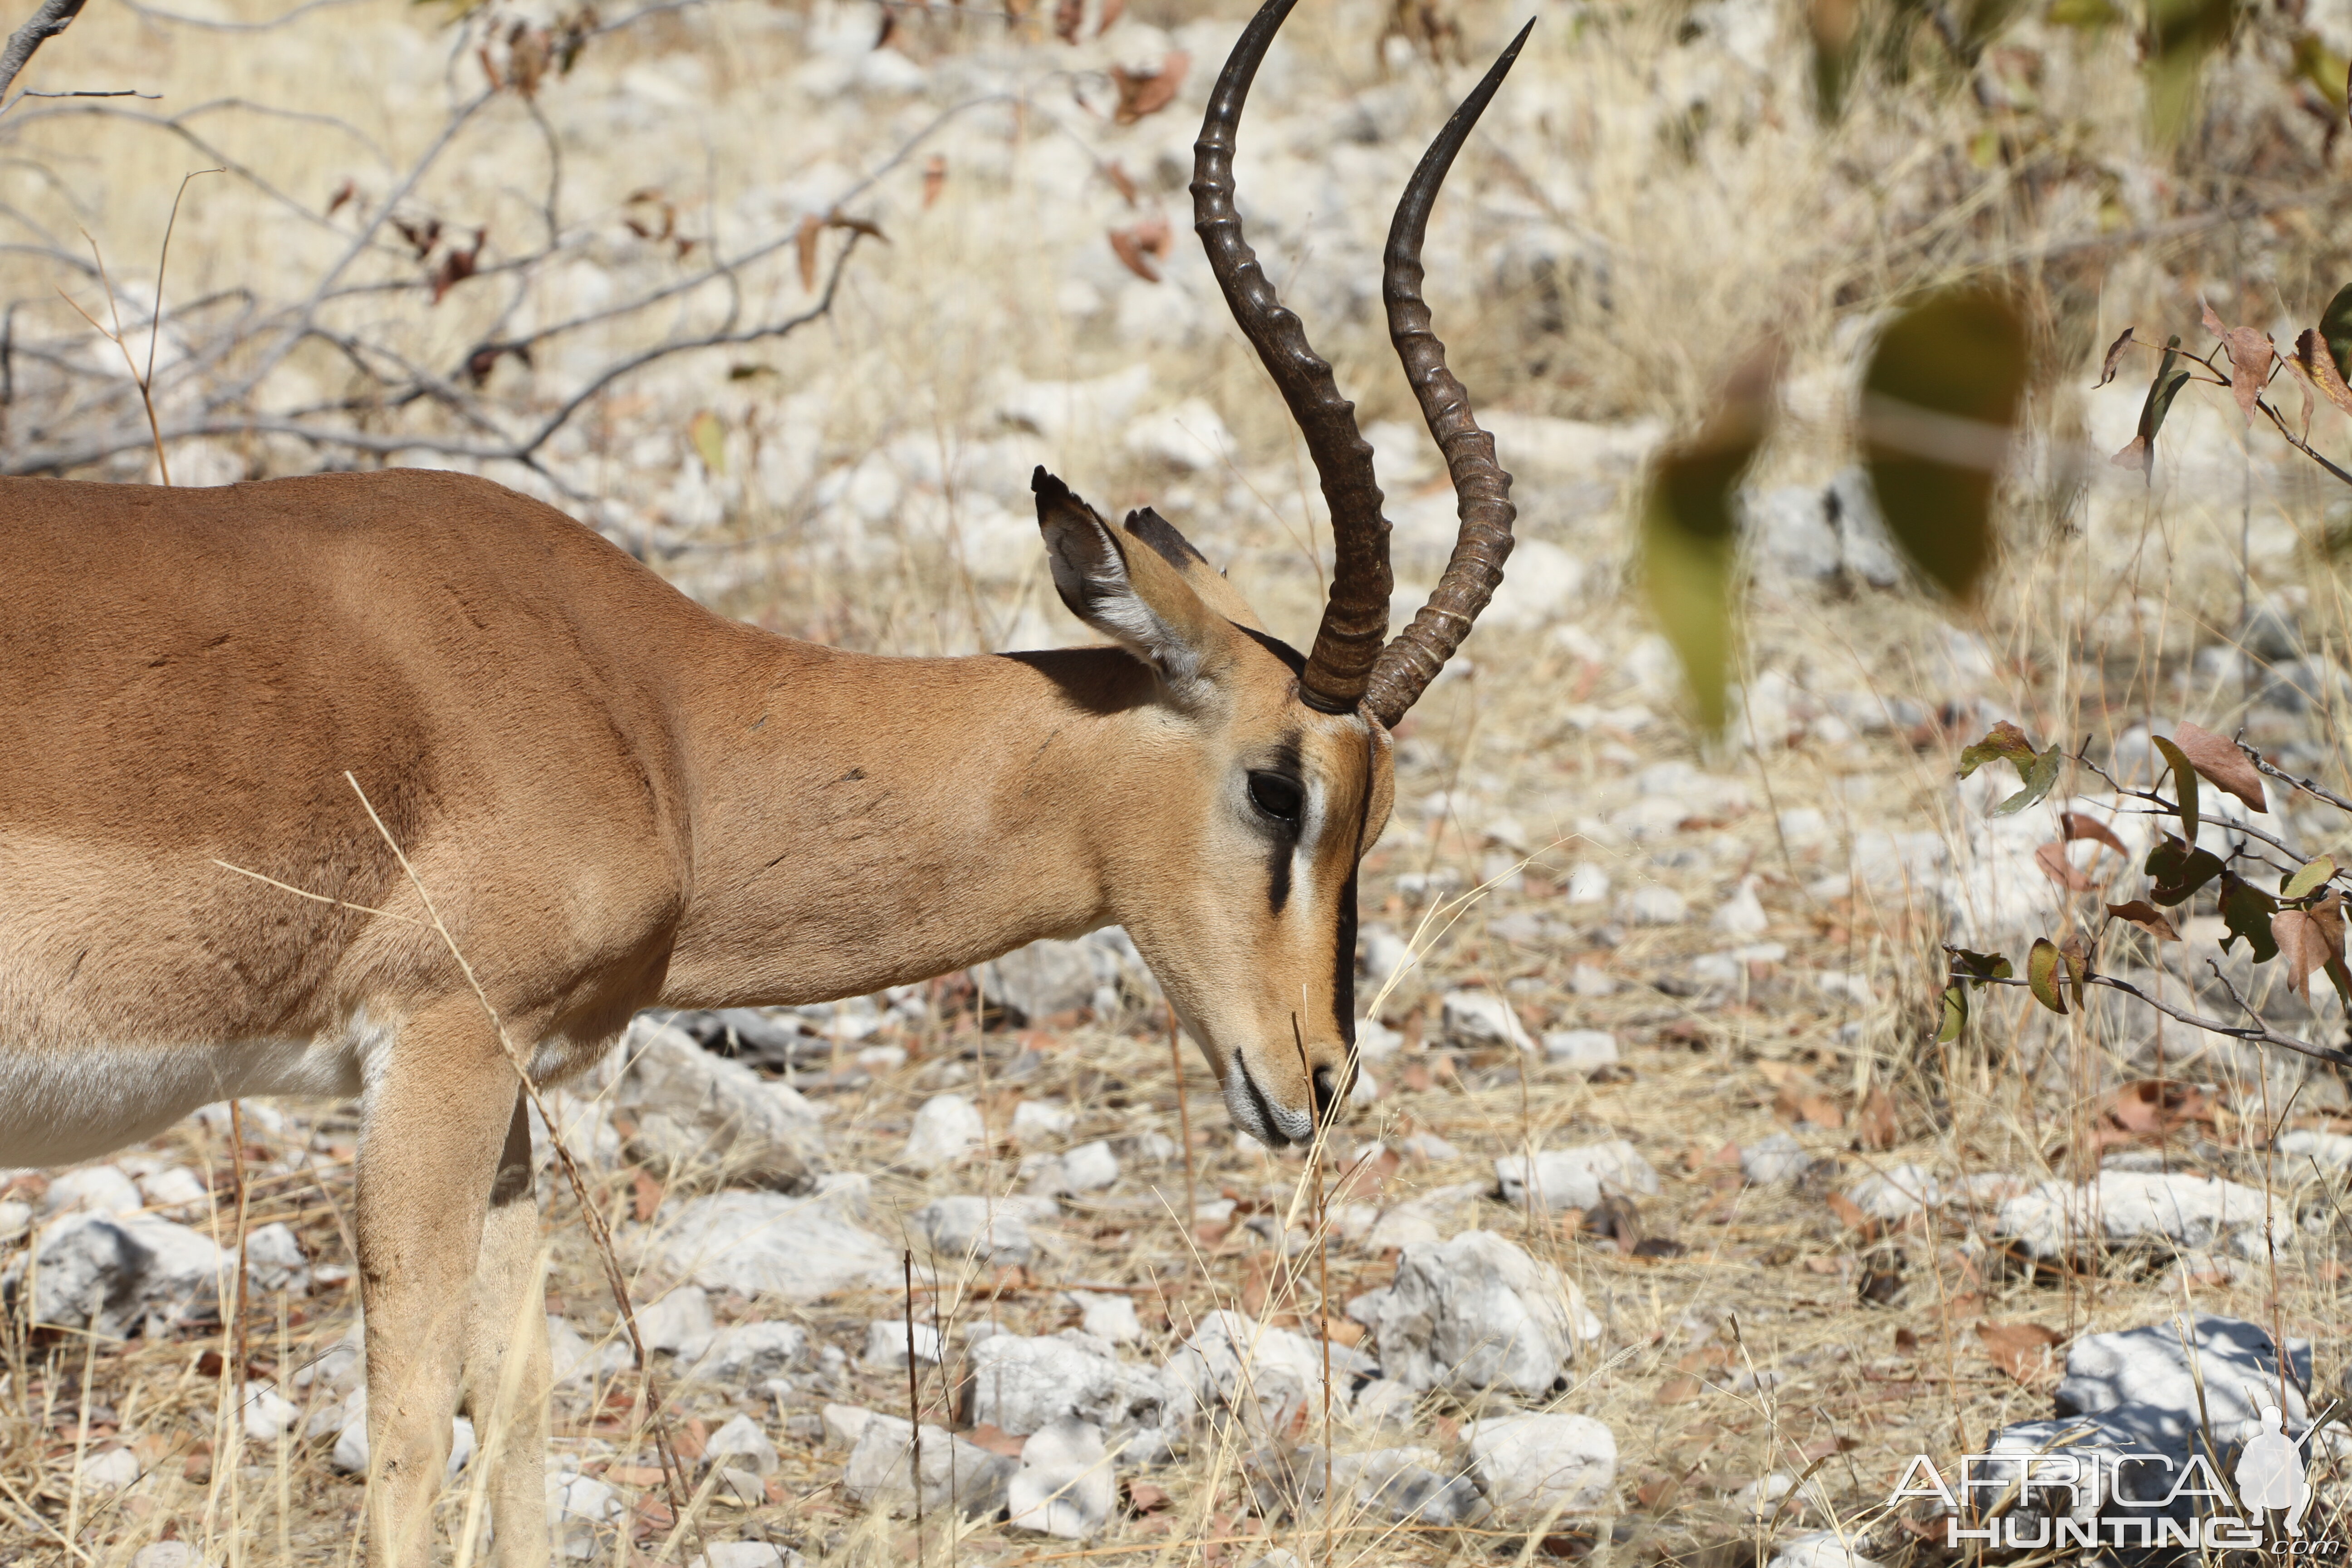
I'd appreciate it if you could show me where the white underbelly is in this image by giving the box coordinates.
[0,1015,394,1168]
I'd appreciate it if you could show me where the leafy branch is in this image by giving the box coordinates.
[1939,717,2352,1078]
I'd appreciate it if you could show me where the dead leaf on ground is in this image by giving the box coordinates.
[2170,722,2268,812]
[1854,1086,1899,1151]
[2095,1078,2214,1146]
[966,1423,1028,1458]
[1977,1321,2064,1385]
[629,1167,663,1223]
[1108,215,1172,282]
[1110,51,1190,124]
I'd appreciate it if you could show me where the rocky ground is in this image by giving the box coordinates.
[7,0,2352,1564]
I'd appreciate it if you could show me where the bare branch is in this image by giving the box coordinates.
[0,0,88,109]
[2243,741,2352,815]
[1960,972,2352,1071]
[118,0,363,30]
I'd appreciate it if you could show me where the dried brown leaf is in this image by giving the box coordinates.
[2298,328,2352,414]
[2203,300,2276,423]
[1976,1321,2064,1385]
[1110,51,1189,125]
[1854,1086,1898,1152]
[921,154,946,210]
[2035,840,2093,890]
[2170,721,2268,812]
[2097,325,2135,387]
[794,214,821,292]
[2062,811,2128,856]
[2274,894,2345,1000]
[1107,216,1171,283]
[2106,900,2181,941]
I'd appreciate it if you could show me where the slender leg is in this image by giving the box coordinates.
[461,1090,552,1568]
[356,999,526,1568]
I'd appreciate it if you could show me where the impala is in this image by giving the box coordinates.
[0,0,1526,1559]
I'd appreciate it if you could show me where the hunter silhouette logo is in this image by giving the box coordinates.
[2238,1405,2314,1536]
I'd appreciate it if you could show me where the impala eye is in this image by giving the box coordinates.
[1248,770,1304,824]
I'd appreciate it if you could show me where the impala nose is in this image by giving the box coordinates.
[1312,1063,1344,1123]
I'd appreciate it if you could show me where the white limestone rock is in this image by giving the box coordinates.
[652,1188,899,1301]
[912,1194,1057,1269]
[904,1094,988,1171]
[1465,1413,1617,1521]
[842,1412,1016,1519]
[1441,990,1534,1052]
[1375,1231,1601,1396]
[1005,1416,1117,1539]
[616,1016,823,1190]
[1495,1140,1660,1211]
[1998,1171,2289,1258]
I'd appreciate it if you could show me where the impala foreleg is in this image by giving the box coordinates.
[458,1089,552,1568]
[356,1003,530,1568]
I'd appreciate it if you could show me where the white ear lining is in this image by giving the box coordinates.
[1048,514,1205,687]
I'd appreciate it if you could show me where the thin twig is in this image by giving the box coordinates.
[1957,972,2352,1069]
[0,0,89,108]
[2242,741,2352,815]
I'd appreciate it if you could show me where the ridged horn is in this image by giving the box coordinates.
[1362,21,1531,730]
[1191,0,1390,715]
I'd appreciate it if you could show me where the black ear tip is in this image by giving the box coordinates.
[1031,466,1063,500]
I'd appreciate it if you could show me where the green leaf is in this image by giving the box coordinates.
[1646,360,1774,735]
[2146,0,2240,146]
[1861,288,2028,603]
[2047,0,2122,24]
[1990,746,2063,816]
[2294,33,2350,113]
[1937,983,1968,1044]
[2323,283,2352,387]
[2146,836,2225,906]
[1959,720,2038,780]
[2151,735,2200,844]
[1808,0,1863,121]
[2285,855,2336,900]
[688,409,726,476]
[2218,873,2281,962]
[2027,937,2069,1014]
[2112,335,2190,484]
[1946,946,2015,983]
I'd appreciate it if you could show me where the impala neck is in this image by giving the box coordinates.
[656,637,1162,1009]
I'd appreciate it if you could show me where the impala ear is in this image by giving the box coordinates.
[1033,467,1224,689]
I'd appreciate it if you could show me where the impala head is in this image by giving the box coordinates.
[1031,0,1531,1148]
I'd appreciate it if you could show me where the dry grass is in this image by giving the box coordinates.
[7,0,2352,1563]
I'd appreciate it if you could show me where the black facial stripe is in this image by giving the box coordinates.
[1334,729,1375,1048]
[1263,727,1304,913]
[1230,621,1308,677]
[1125,507,1208,568]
